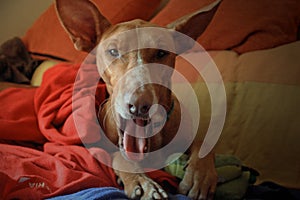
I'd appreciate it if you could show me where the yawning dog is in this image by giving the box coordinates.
[56,0,220,199]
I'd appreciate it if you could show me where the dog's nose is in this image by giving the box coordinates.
[128,92,153,117]
[128,103,151,116]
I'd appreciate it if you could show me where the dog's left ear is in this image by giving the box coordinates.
[167,0,221,53]
[55,0,111,52]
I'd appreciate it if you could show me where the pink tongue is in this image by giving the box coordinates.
[123,119,147,161]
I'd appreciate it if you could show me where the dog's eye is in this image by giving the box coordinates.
[108,49,120,58]
[156,50,169,59]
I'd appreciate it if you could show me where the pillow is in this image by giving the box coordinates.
[173,41,300,188]
[198,0,300,53]
[151,0,215,27]
[152,0,300,53]
[22,0,162,63]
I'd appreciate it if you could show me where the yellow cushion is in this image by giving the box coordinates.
[173,41,300,188]
[31,60,58,86]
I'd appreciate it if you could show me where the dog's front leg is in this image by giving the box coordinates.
[179,141,218,200]
[112,152,168,200]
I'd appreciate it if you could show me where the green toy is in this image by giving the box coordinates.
[164,153,258,200]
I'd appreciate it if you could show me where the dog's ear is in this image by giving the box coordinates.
[55,0,111,52]
[167,0,221,53]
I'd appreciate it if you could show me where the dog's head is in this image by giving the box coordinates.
[56,0,220,161]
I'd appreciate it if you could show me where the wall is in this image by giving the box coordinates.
[0,0,53,44]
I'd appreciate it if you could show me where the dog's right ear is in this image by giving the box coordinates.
[167,0,221,53]
[55,0,111,52]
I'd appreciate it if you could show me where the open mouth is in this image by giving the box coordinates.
[118,114,152,161]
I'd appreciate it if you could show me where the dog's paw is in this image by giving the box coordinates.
[123,174,168,200]
[178,154,218,200]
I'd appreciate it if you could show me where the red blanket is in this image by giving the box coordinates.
[0,63,177,199]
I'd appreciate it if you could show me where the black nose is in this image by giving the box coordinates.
[127,85,154,117]
[128,103,151,116]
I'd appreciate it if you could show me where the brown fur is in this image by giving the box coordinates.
[55,0,220,199]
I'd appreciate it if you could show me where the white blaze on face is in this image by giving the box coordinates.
[98,27,176,120]
[137,49,144,66]
[136,26,144,66]
[114,65,157,119]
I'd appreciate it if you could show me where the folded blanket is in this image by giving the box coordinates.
[48,187,128,200]
[47,187,190,200]
[0,63,178,199]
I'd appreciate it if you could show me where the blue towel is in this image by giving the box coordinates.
[48,187,191,200]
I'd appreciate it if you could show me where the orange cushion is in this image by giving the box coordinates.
[151,0,215,27]
[22,0,162,63]
[197,0,300,53]
[152,0,300,53]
